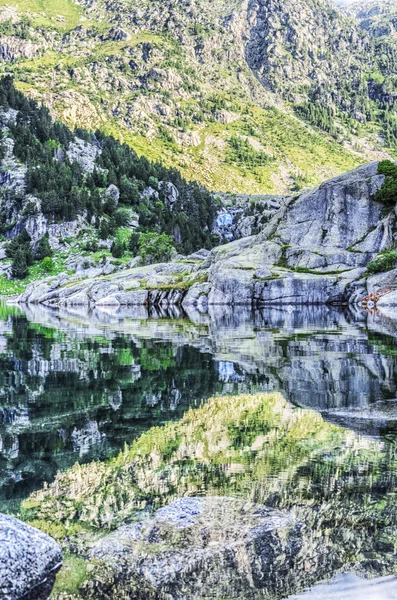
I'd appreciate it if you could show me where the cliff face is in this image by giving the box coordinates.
[204,162,390,306]
[246,0,367,97]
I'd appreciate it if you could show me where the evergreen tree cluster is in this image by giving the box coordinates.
[0,76,218,257]
[295,102,337,137]
[295,77,397,151]
[227,136,273,168]
[5,231,53,279]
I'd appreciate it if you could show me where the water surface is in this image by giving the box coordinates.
[2,303,397,598]
[1,303,397,511]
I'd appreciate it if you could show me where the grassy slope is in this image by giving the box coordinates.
[0,0,84,29]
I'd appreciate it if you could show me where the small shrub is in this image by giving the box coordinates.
[11,248,28,279]
[35,234,53,260]
[83,239,99,252]
[367,250,397,274]
[41,257,55,272]
[111,239,126,258]
[378,160,397,178]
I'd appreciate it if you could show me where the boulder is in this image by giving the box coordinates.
[0,513,62,600]
[182,282,211,309]
[88,497,308,599]
[187,249,211,261]
[99,290,149,306]
[62,291,90,306]
[66,137,101,173]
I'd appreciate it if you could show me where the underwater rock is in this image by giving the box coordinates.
[87,496,316,599]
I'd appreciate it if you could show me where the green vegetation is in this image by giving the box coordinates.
[367,249,397,274]
[41,256,55,272]
[51,555,88,596]
[295,102,337,137]
[227,135,273,168]
[373,160,397,206]
[139,232,174,265]
[0,0,84,30]
[0,76,219,284]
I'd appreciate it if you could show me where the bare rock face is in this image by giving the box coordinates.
[159,181,179,208]
[0,513,62,600]
[86,497,312,600]
[66,137,101,173]
[207,162,388,306]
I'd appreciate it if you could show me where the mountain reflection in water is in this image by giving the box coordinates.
[1,302,397,513]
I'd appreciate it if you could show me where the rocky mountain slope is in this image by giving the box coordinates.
[343,0,397,37]
[18,160,397,308]
[0,0,395,193]
[0,77,231,294]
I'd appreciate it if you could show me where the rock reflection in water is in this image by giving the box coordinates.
[1,302,397,509]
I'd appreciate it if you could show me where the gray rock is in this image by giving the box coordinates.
[66,137,101,173]
[367,268,397,294]
[106,184,120,203]
[187,249,211,261]
[376,290,397,307]
[25,211,48,244]
[182,282,211,309]
[208,268,254,305]
[48,219,83,250]
[0,242,7,261]
[0,512,62,600]
[89,281,124,303]
[89,496,307,599]
[62,291,90,306]
[159,181,179,207]
[142,187,159,201]
[101,290,149,306]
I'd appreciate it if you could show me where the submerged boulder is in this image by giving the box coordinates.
[0,513,62,600]
[86,496,312,599]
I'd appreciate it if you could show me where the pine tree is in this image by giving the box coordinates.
[35,234,53,260]
[12,248,28,279]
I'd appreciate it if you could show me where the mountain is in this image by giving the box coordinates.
[0,0,395,195]
[0,1,397,297]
